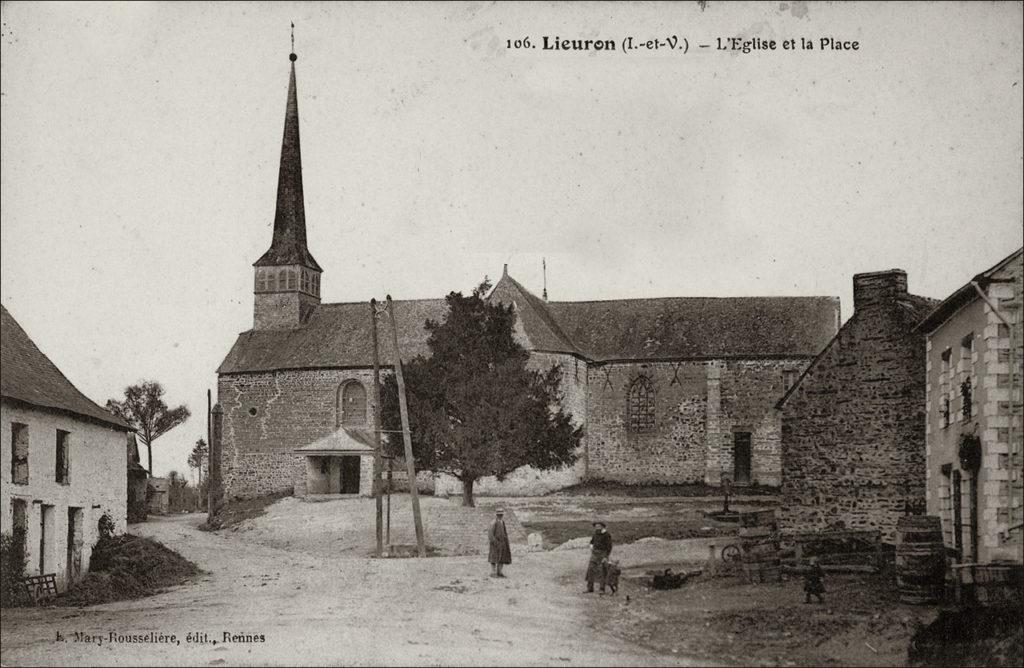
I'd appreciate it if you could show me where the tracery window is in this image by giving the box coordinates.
[627,376,655,433]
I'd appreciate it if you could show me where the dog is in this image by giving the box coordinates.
[603,560,621,595]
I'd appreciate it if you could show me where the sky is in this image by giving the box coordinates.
[1,1,1022,479]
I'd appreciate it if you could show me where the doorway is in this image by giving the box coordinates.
[66,507,83,585]
[340,456,361,494]
[733,432,752,485]
[39,504,54,574]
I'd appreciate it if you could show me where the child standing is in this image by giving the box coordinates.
[803,556,825,604]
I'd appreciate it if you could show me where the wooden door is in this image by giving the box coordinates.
[733,433,752,485]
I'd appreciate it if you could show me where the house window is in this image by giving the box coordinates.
[56,430,70,484]
[627,376,656,433]
[11,422,28,485]
[339,381,367,426]
[961,333,973,359]
[961,377,973,421]
[782,369,799,393]
[941,348,951,376]
[942,396,951,428]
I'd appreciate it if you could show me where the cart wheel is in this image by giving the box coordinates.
[721,544,741,562]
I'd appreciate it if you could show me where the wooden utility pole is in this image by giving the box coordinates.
[370,299,384,557]
[205,389,212,513]
[386,295,426,557]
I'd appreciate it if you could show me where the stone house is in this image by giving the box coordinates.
[1,304,131,593]
[917,248,1023,564]
[216,51,840,501]
[777,270,938,542]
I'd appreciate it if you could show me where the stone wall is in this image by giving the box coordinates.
[780,272,928,543]
[218,369,381,500]
[585,359,801,486]
[0,401,127,592]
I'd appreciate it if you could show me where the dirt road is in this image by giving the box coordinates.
[1,514,711,666]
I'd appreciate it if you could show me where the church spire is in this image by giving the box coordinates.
[254,39,321,271]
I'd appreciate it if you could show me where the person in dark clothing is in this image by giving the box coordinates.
[585,521,613,593]
[803,557,825,603]
[488,508,512,578]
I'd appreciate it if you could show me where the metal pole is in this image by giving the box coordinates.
[370,299,384,558]
[386,295,426,557]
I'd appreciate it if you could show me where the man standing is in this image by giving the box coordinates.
[488,507,512,578]
[586,521,613,593]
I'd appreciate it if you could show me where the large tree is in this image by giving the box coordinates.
[188,438,208,486]
[106,381,190,475]
[381,280,581,506]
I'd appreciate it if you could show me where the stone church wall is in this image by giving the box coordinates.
[218,368,379,500]
[585,359,802,487]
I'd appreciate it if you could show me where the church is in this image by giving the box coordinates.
[216,50,841,501]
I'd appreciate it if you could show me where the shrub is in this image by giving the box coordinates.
[0,528,29,608]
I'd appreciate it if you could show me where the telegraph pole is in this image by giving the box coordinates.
[386,295,426,557]
[370,299,384,557]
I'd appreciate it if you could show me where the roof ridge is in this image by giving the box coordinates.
[547,295,840,305]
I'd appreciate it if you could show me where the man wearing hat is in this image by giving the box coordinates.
[586,521,613,593]
[488,507,512,578]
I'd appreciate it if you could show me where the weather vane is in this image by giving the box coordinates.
[290,22,295,53]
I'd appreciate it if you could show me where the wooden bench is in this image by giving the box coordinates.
[23,573,58,603]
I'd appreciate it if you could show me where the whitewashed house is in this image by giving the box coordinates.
[1,304,131,593]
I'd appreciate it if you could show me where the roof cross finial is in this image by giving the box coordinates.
[543,257,548,301]
[290,22,296,61]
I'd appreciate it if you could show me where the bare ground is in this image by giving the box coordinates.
[0,511,711,666]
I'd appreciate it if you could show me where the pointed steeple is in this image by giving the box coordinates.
[255,48,321,271]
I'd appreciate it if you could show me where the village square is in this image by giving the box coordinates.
[1,3,1022,667]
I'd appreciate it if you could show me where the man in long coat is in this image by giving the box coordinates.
[586,521,613,593]
[488,508,512,577]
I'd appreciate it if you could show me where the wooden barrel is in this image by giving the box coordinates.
[895,516,946,604]
[742,542,782,583]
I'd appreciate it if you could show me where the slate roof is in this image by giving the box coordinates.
[294,427,378,455]
[916,247,1023,334]
[218,273,840,374]
[254,56,321,271]
[1,304,130,430]
[218,298,448,373]
[547,295,840,362]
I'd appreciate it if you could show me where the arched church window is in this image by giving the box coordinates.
[338,381,367,427]
[627,376,655,433]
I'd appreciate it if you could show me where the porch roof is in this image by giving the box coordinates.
[294,427,377,456]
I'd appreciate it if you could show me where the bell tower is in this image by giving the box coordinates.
[253,44,322,330]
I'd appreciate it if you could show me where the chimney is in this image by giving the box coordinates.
[852,269,908,311]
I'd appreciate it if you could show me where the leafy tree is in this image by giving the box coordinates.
[381,279,581,506]
[106,381,190,475]
[187,438,208,485]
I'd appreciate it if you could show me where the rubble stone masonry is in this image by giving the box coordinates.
[218,368,379,500]
[780,270,929,543]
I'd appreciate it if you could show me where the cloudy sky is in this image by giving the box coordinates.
[2,1,1021,479]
